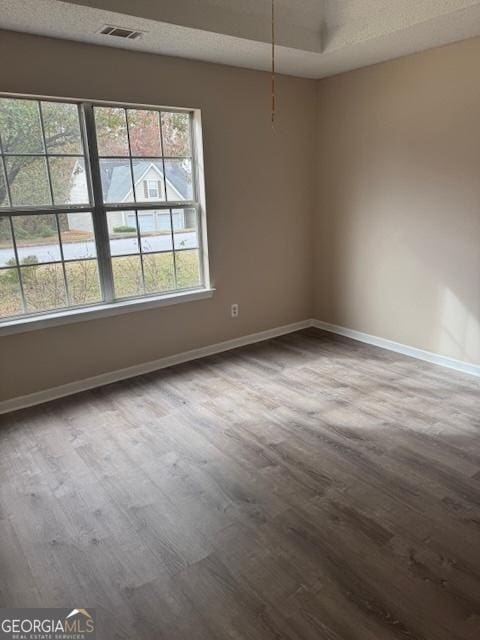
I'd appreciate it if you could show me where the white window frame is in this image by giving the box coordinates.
[0,93,212,336]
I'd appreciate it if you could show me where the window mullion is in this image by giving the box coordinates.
[54,213,71,307]
[125,109,146,294]
[37,102,55,208]
[134,210,146,295]
[82,103,115,303]
[8,216,27,314]
[107,201,196,212]
[158,112,178,288]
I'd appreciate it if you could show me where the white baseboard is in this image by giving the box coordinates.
[2,317,478,415]
[311,319,480,379]
[0,320,311,415]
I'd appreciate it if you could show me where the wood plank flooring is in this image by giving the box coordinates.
[1,328,480,639]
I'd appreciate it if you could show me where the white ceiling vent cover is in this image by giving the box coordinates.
[99,25,144,40]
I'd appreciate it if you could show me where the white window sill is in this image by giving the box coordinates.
[0,288,215,337]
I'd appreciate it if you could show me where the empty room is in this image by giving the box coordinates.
[0,1,479,638]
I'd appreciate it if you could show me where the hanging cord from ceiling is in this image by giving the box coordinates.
[271,0,276,127]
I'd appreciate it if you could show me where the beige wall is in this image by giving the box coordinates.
[314,37,480,365]
[0,30,316,401]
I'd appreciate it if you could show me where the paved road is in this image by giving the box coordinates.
[0,231,197,266]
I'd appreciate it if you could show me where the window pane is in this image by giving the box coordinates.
[41,101,83,154]
[143,252,175,293]
[0,269,23,318]
[95,107,129,156]
[175,249,201,288]
[13,214,61,264]
[139,210,173,253]
[128,109,162,156]
[5,157,51,207]
[21,262,67,313]
[59,212,97,260]
[107,210,139,255]
[0,162,9,207]
[172,207,198,250]
[49,157,89,205]
[164,159,193,201]
[100,158,134,204]
[0,216,15,266]
[112,255,143,298]
[65,260,102,306]
[161,112,191,157]
[0,98,44,154]
[132,160,165,202]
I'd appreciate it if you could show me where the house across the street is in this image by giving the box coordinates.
[68,158,195,233]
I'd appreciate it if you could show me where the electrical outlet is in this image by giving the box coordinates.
[231,303,239,318]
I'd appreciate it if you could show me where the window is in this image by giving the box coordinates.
[144,179,161,200]
[0,95,209,323]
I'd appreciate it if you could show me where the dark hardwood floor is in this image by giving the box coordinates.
[1,328,480,639]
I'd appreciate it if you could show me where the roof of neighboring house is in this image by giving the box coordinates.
[100,159,191,203]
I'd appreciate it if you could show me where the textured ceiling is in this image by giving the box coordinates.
[1,0,480,78]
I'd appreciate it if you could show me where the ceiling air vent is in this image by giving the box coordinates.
[100,25,144,40]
